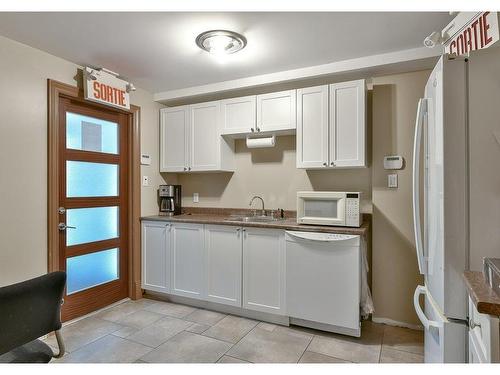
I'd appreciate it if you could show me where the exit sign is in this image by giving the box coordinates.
[84,67,130,110]
[444,12,499,56]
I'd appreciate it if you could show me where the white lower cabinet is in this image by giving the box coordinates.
[242,228,286,315]
[204,225,242,307]
[468,296,500,363]
[141,221,171,293]
[170,223,205,300]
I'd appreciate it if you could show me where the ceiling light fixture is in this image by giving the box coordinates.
[196,30,247,56]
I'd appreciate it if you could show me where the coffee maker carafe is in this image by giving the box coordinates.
[158,185,181,216]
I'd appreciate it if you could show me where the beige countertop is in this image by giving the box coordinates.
[463,271,500,316]
[141,212,370,237]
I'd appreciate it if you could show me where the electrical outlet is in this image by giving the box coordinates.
[142,176,150,187]
[193,193,199,203]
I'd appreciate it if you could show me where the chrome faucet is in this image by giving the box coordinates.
[249,195,265,215]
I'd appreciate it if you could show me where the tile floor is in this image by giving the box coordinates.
[44,298,424,363]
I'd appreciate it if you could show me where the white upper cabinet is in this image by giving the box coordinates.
[170,223,205,300]
[160,106,189,172]
[189,101,220,171]
[220,95,257,135]
[296,80,366,169]
[329,80,366,167]
[296,85,329,168]
[204,225,242,307]
[256,90,297,132]
[160,102,234,173]
[242,228,286,315]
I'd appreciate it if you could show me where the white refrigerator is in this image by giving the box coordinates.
[412,46,500,363]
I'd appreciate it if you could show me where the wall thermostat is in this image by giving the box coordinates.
[141,153,151,166]
[384,155,404,170]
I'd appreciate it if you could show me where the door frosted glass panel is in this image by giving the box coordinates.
[66,112,118,154]
[66,206,119,246]
[66,161,118,197]
[66,248,119,294]
[304,200,338,218]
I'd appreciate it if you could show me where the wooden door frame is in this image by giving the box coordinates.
[47,79,142,300]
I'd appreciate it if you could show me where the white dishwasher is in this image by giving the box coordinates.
[285,231,361,337]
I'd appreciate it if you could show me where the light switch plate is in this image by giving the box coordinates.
[388,174,398,188]
[142,176,150,186]
[193,193,199,203]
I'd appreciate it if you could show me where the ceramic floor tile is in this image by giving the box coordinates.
[94,301,145,322]
[184,309,227,326]
[57,335,152,363]
[307,334,381,363]
[186,322,211,334]
[203,315,258,343]
[140,331,232,363]
[380,346,424,363]
[143,301,197,318]
[126,316,193,347]
[256,322,277,332]
[44,317,122,353]
[217,355,252,363]
[226,325,312,363]
[382,325,424,355]
[299,351,351,363]
[111,326,140,338]
[115,310,164,329]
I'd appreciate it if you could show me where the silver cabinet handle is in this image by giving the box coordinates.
[183,167,187,171]
[256,127,261,132]
[251,128,255,132]
[330,162,335,166]
[188,167,191,171]
[322,162,327,167]
[236,228,241,232]
[58,223,76,231]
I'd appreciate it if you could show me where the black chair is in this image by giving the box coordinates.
[0,271,66,363]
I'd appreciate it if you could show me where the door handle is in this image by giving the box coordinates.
[58,223,76,231]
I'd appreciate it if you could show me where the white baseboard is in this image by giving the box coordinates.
[372,316,423,331]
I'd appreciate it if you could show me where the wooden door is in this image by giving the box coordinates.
[58,97,130,321]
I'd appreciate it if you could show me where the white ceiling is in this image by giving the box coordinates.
[0,12,453,93]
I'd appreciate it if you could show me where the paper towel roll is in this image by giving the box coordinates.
[246,135,276,148]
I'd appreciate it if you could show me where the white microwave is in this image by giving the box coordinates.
[297,191,361,227]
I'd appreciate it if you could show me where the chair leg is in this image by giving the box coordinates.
[51,330,65,358]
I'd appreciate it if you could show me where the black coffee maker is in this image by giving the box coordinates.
[158,185,182,216]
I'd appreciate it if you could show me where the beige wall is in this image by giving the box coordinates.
[174,135,372,212]
[371,70,429,326]
[0,35,164,286]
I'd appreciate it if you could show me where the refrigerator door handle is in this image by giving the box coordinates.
[413,285,441,330]
[412,98,427,275]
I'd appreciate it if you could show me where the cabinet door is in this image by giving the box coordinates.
[257,90,297,132]
[204,225,242,307]
[141,221,171,293]
[329,80,366,167]
[171,223,205,299]
[296,85,329,168]
[189,101,220,171]
[220,96,256,135]
[242,228,286,314]
[160,106,189,172]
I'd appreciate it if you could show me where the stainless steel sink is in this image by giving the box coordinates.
[225,215,284,223]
